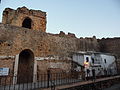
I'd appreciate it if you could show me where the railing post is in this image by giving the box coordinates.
[0,77,1,86]
[47,70,50,88]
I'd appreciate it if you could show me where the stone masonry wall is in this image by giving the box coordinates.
[0,23,99,57]
[37,60,71,74]
[0,57,15,76]
[0,23,99,77]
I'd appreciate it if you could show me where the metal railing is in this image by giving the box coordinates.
[0,70,119,90]
[0,71,84,90]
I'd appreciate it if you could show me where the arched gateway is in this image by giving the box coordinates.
[17,49,34,83]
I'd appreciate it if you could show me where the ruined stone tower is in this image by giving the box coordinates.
[2,6,47,32]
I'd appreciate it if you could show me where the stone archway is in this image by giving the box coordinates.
[17,49,34,83]
[22,17,32,29]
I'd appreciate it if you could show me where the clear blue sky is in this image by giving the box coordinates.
[0,0,120,38]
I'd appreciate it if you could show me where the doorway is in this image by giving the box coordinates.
[17,49,34,83]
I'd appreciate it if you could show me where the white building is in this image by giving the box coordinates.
[72,51,117,77]
[100,53,117,75]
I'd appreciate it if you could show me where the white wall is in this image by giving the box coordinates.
[72,52,117,76]
[73,54,84,65]
[101,54,115,68]
[100,54,117,75]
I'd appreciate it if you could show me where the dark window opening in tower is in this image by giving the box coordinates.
[22,17,32,29]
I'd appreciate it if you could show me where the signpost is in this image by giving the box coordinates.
[0,68,9,76]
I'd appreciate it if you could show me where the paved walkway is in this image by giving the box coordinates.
[41,75,120,90]
[103,83,120,90]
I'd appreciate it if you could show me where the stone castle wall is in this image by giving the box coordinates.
[0,23,99,77]
[0,23,99,57]
[0,56,15,76]
[37,60,71,74]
